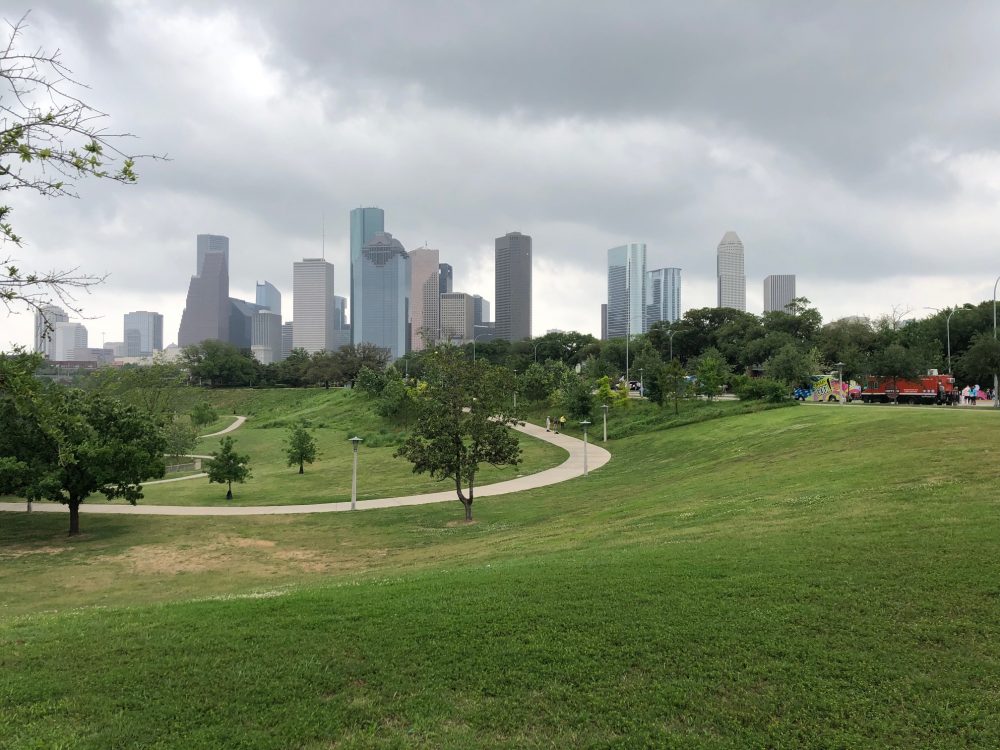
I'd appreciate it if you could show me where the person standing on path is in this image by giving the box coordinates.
[545,416,551,432]
[559,415,567,432]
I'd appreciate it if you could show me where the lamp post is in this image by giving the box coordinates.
[580,420,591,476]
[349,436,363,510]
[601,404,608,442]
[639,367,644,397]
[532,341,541,362]
[834,361,845,406]
[513,369,518,411]
[924,306,965,375]
[472,333,490,363]
[667,329,676,361]
[993,274,1000,407]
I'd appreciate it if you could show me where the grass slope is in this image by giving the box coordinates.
[2,406,999,747]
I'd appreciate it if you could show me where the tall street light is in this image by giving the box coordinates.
[834,361,845,406]
[994,275,1000,407]
[349,436,363,510]
[924,306,965,375]
[472,332,490,363]
[580,420,591,476]
[601,403,609,442]
[532,341,541,362]
[667,329,677,361]
[639,367,644,398]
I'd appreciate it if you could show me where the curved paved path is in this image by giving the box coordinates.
[0,421,611,516]
[200,415,247,438]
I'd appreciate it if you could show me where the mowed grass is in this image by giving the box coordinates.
[2,405,1000,747]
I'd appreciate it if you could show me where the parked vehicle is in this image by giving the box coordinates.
[859,372,957,404]
[793,375,860,403]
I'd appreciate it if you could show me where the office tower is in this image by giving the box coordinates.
[196,234,229,276]
[601,303,607,340]
[606,243,647,339]
[52,321,88,360]
[292,258,336,354]
[763,274,797,313]
[123,311,164,357]
[645,268,682,329]
[350,207,385,345]
[332,295,350,350]
[473,322,495,342]
[229,298,265,349]
[251,309,283,364]
[281,322,294,359]
[716,231,746,311]
[472,295,490,325]
[34,304,68,358]
[255,281,282,314]
[441,292,475,343]
[439,263,453,294]
[178,237,230,347]
[409,247,440,351]
[103,341,126,357]
[357,231,410,359]
[494,231,532,342]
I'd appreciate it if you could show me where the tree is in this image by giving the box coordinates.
[85,360,186,416]
[284,422,317,474]
[649,359,688,414]
[872,343,923,400]
[1,12,159,317]
[205,436,251,500]
[336,343,391,386]
[695,349,729,400]
[189,401,217,430]
[181,341,258,387]
[0,372,165,535]
[395,347,521,521]
[764,344,818,387]
[956,333,1000,387]
[560,375,595,420]
[306,350,342,389]
[163,416,197,461]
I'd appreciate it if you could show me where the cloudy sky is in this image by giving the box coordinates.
[4,1,1000,350]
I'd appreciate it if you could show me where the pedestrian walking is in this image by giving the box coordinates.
[545,415,551,432]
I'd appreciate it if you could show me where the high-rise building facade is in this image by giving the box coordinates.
[440,292,475,343]
[123,311,163,357]
[350,207,385,344]
[439,263,453,295]
[52,321,88,361]
[716,231,746,311]
[763,274,796,313]
[494,231,532,342]
[292,258,336,354]
[601,303,608,341]
[255,281,281,314]
[645,268,682,329]
[606,243,646,339]
[472,295,490,325]
[229,298,265,350]
[357,231,410,360]
[178,238,230,347]
[34,304,68,358]
[409,247,440,351]
[332,295,350,350]
[281,322,294,359]
[251,309,283,364]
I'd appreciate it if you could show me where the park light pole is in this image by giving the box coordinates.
[667,329,676,361]
[513,369,518,411]
[349,436,363,510]
[924,306,965,375]
[834,362,845,406]
[532,341,541,362]
[580,420,591,476]
[993,274,1000,407]
[472,333,490,363]
[639,367,644,397]
[601,403,608,442]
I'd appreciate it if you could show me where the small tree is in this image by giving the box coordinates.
[396,347,520,521]
[661,359,688,415]
[695,350,729,401]
[560,375,595,420]
[190,401,218,430]
[163,416,198,462]
[284,422,317,474]
[613,379,632,409]
[206,436,251,500]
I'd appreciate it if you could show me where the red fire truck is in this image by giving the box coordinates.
[859,372,957,404]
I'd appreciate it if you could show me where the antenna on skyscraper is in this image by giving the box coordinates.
[322,212,326,259]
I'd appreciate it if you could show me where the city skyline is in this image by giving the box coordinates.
[6,5,1000,350]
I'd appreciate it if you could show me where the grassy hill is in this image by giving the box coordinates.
[2,404,999,747]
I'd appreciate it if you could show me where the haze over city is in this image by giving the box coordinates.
[5,2,1000,349]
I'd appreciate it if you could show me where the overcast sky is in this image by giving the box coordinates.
[5,1,1000,350]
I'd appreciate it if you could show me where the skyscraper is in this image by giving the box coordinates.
[123,311,164,357]
[439,263,453,294]
[763,274,796,313]
[292,258,336,354]
[606,243,646,339]
[350,207,385,345]
[358,231,410,360]
[441,292,475,343]
[645,268,682,329]
[52,321,88,360]
[332,295,350,350]
[255,281,281,313]
[229,298,265,350]
[251,309,283,364]
[716,231,746,311]
[34,304,68,358]
[409,247,440,351]
[281,322,294,359]
[472,295,490,325]
[601,303,608,341]
[178,237,230,347]
[494,231,532,342]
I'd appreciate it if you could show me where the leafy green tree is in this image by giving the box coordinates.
[85,361,186,416]
[0,372,166,534]
[695,349,729,401]
[956,334,1000,388]
[872,343,923,399]
[1,13,158,316]
[395,347,521,521]
[336,343,392,386]
[595,375,615,406]
[163,416,198,461]
[764,344,818,387]
[189,401,218,430]
[560,375,595,420]
[660,358,688,414]
[733,375,789,403]
[276,348,311,386]
[375,375,416,421]
[284,422,318,474]
[206,436,251,500]
[613,379,633,409]
[355,365,387,396]
[181,340,258,387]
[306,350,342,389]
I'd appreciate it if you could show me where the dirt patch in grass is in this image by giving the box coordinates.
[0,545,69,559]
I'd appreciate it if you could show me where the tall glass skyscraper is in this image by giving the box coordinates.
[494,231,532,342]
[645,268,681,329]
[409,247,440,352]
[606,243,646,339]
[255,281,282,314]
[179,236,230,347]
[716,231,746,311]
[358,231,410,360]
[123,310,164,356]
[350,207,385,344]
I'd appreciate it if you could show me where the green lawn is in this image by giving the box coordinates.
[2,405,999,747]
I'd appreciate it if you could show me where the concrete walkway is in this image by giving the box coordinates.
[200,416,246,438]
[0,421,611,517]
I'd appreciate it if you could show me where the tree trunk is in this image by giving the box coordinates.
[464,500,473,521]
[26,499,32,513]
[298,462,304,474]
[68,499,80,536]
[226,481,233,501]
